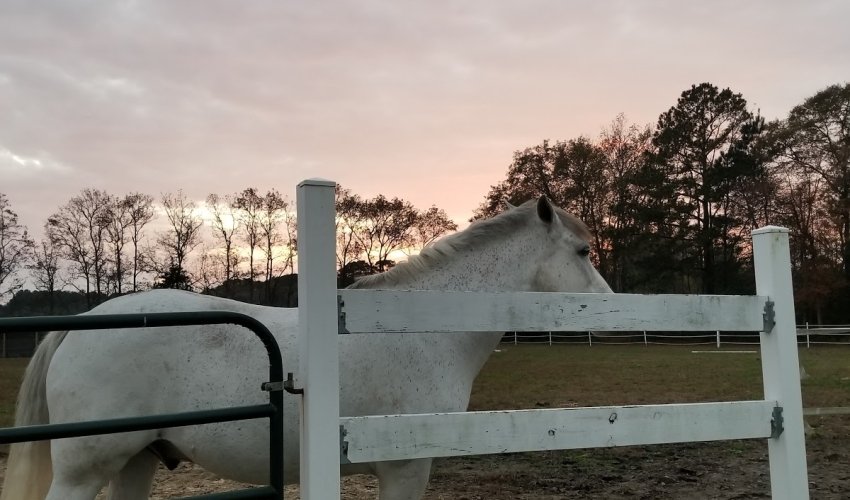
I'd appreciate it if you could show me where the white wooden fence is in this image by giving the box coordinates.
[294,179,810,499]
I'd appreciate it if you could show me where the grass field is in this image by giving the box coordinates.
[1,344,847,427]
[0,357,28,427]
[1,345,848,498]
[471,344,849,411]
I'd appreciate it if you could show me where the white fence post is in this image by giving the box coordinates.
[296,179,340,499]
[752,226,809,500]
[716,330,720,349]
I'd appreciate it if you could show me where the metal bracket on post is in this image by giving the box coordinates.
[339,425,351,465]
[338,295,350,334]
[771,406,784,438]
[763,300,776,333]
[283,372,304,395]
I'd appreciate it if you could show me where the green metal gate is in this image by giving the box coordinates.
[0,311,285,499]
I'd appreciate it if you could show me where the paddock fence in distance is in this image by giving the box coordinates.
[500,324,850,348]
[0,325,848,358]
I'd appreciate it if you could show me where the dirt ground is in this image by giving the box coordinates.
[1,416,848,499]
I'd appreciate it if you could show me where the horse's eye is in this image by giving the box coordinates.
[578,246,591,257]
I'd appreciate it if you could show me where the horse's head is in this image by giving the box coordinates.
[525,196,612,294]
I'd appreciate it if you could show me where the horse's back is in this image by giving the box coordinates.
[83,289,276,316]
[48,290,297,417]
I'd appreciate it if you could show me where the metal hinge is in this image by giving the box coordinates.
[340,425,351,464]
[771,406,784,438]
[763,301,776,333]
[338,295,350,334]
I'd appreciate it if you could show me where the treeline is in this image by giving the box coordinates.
[2,81,848,323]
[476,82,850,324]
[0,187,456,314]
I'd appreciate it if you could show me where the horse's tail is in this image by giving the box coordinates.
[1,331,67,500]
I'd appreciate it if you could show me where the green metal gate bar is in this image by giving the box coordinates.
[174,487,279,500]
[0,311,285,500]
[0,405,275,443]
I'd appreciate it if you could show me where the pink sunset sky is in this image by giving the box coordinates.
[1,1,848,240]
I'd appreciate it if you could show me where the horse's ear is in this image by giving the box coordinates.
[502,199,517,211]
[537,196,554,224]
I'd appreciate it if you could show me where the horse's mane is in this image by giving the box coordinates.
[348,198,592,289]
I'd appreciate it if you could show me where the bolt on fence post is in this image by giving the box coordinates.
[752,226,809,500]
[296,179,340,500]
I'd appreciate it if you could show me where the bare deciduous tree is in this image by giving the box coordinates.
[335,186,366,282]
[103,194,137,294]
[206,193,240,296]
[0,193,34,299]
[234,188,263,301]
[157,190,203,289]
[126,193,154,292]
[28,225,63,313]
[403,206,457,255]
[259,189,292,304]
[48,188,111,306]
[194,244,225,293]
[350,195,419,272]
[282,197,297,277]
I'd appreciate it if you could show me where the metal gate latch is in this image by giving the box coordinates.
[262,372,303,395]
[261,381,283,392]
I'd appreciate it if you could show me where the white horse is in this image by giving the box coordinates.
[1,196,611,500]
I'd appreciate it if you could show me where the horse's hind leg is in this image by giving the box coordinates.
[46,433,155,500]
[45,450,157,500]
[45,469,106,500]
[45,445,108,500]
[375,458,433,500]
[107,450,159,500]
[45,460,112,500]
[45,481,104,500]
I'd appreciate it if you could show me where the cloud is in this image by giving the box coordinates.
[0,145,71,176]
[0,0,848,243]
